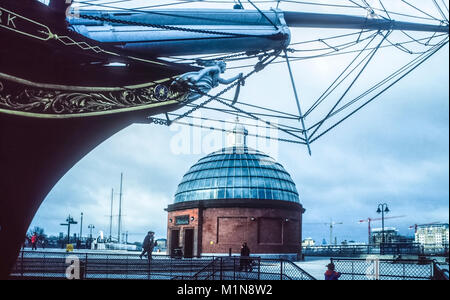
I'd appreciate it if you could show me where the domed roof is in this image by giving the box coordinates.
[174,146,300,204]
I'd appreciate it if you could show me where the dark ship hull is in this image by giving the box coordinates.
[0,0,447,278]
[0,0,194,278]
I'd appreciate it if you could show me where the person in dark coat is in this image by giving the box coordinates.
[140,231,155,260]
[324,263,341,280]
[239,242,251,272]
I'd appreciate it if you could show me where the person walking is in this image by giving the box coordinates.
[239,242,251,272]
[140,231,156,261]
[31,233,38,250]
[324,262,341,280]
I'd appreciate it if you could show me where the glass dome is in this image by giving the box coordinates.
[174,146,300,204]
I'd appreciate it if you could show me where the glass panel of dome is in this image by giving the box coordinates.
[234,176,242,187]
[241,176,249,187]
[183,193,191,201]
[272,179,281,189]
[190,191,199,200]
[213,168,223,177]
[217,189,225,199]
[242,167,249,177]
[251,188,258,198]
[226,175,233,187]
[203,178,210,187]
[235,168,243,176]
[247,159,254,168]
[227,167,234,177]
[265,189,273,199]
[258,189,265,199]
[218,177,227,187]
[241,158,248,167]
[193,180,201,189]
[242,187,250,199]
[233,187,243,198]
[226,189,233,199]
[275,190,283,200]
[214,160,223,168]
[198,190,207,200]
[254,168,263,177]
[221,160,229,168]
[179,193,186,202]
[203,178,211,187]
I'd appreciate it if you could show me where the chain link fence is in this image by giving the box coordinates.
[11,251,315,280]
[11,251,216,280]
[330,257,440,280]
[181,257,315,280]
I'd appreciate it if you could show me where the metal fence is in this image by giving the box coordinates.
[11,251,216,280]
[174,256,316,280]
[10,251,316,280]
[303,244,423,257]
[330,257,448,280]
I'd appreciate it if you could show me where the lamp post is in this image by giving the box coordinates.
[376,203,390,245]
[60,215,77,245]
[79,212,83,241]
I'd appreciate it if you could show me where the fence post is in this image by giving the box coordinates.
[21,251,24,278]
[85,253,88,280]
[280,260,283,280]
[257,258,260,280]
[352,261,354,280]
[220,257,223,280]
[233,257,236,280]
[42,252,45,280]
[212,258,215,280]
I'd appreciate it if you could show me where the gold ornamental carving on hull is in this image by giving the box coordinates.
[0,80,187,118]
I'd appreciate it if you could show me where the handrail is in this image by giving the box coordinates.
[432,260,449,280]
[192,257,220,280]
[279,259,316,280]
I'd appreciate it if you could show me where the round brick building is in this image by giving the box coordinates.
[166,123,305,260]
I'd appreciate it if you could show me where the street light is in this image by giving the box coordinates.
[376,203,390,245]
[60,215,77,245]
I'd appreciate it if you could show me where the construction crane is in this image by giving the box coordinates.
[304,220,343,245]
[358,216,405,244]
[409,222,442,234]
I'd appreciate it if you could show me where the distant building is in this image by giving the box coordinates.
[371,227,414,245]
[155,238,167,252]
[415,223,449,248]
[302,238,315,247]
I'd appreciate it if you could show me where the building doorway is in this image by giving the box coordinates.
[184,229,194,258]
[170,229,180,258]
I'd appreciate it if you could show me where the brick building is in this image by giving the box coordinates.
[166,122,305,260]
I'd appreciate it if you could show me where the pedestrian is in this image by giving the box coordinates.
[31,233,38,250]
[140,231,155,261]
[239,242,251,272]
[324,262,341,280]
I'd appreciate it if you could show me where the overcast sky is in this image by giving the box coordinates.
[32,0,449,245]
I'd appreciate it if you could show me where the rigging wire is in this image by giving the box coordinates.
[308,38,449,144]
[72,0,448,148]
